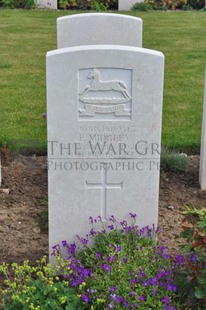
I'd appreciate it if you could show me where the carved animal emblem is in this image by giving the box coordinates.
[80,69,131,100]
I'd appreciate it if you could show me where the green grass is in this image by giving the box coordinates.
[0,10,206,152]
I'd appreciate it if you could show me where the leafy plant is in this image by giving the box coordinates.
[160,148,189,172]
[178,207,206,308]
[132,1,153,10]
[2,0,35,8]
[53,214,181,309]
[0,256,83,310]
[187,0,205,9]
[182,3,193,9]
[2,0,15,8]
[92,0,108,11]
[58,0,117,10]
[1,212,206,309]
[145,0,188,10]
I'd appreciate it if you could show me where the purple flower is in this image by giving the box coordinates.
[120,220,127,227]
[162,253,170,259]
[123,301,129,307]
[81,238,88,245]
[116,296,124,304]
[167,284,177,292]
[108,303,114,308]
[110,294,116,301]
[109,215,116,222]
[125,226,133,233]
[106,255,117,263]
[128,270,133,276]
[143,281,149,287]
[159,281,165,288]
[129,291,135,297]
[139,295,145,302]
[116,245,121,252]
[137,268,145,278]
[144,278,152,286]
[147,229,152,237]
[152,277,158,286]
[156,227,161,234]
[122,257,128,264]
[61,240,68,247]
[96,252,102,260]
[52,244,60,252]
[130,278,137,285]
[103,264,111,272]
[42,113,46,118]
[175,254,184,266]
[162,296,170,304]
[129,212,137,219]
[163,270,170,277]
[68,242,76,254]
[190,253,197,263]
[91,289,97,293]
[109,286,117,292]
[151,288,157,295]
[89,228,95,236]
[71,279,78,287]
[108,224,114,230]
[89,216,93,223]
[81,293,89,303]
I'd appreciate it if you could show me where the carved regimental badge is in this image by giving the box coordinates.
[78,68,132,120]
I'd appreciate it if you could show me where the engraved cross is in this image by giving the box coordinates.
[85,169,123,221]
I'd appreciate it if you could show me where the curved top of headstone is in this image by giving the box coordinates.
[57,13,142,49]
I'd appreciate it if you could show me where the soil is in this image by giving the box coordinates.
[0,153,206,265]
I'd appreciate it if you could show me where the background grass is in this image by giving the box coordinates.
[0,10,206,153]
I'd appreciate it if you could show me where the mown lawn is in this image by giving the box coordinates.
[0,10,205,152]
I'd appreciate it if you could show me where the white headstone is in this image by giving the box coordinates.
[199,69,206,189]
[57,13,142,49]
[118,0,142,10]
[35,0,57,9]
[47,45,164,258]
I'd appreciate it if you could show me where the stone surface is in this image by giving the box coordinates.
[57,13,142,49]
[118,0,142,10]
[1,189,10,194]
[199,70,206,189]
[35,0,57,9]
[47,45,164,257]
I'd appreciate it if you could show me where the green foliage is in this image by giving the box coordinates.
[1,212,206,309]
[160,148,189,172]
[182,3,193,9]
[0,256,83,310]
[92,0,108,11]
[132,2,153,11]
[1,0,35,8]
[145,0,188,10]
[58,0,117,10]
[58,215,181,309]
[187,0,205,9]
[2,0,15,8]
[178,207,206,308]
[144,0,204,10]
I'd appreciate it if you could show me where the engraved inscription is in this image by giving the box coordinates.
[78,68,132,121]
[85,169,123,220]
